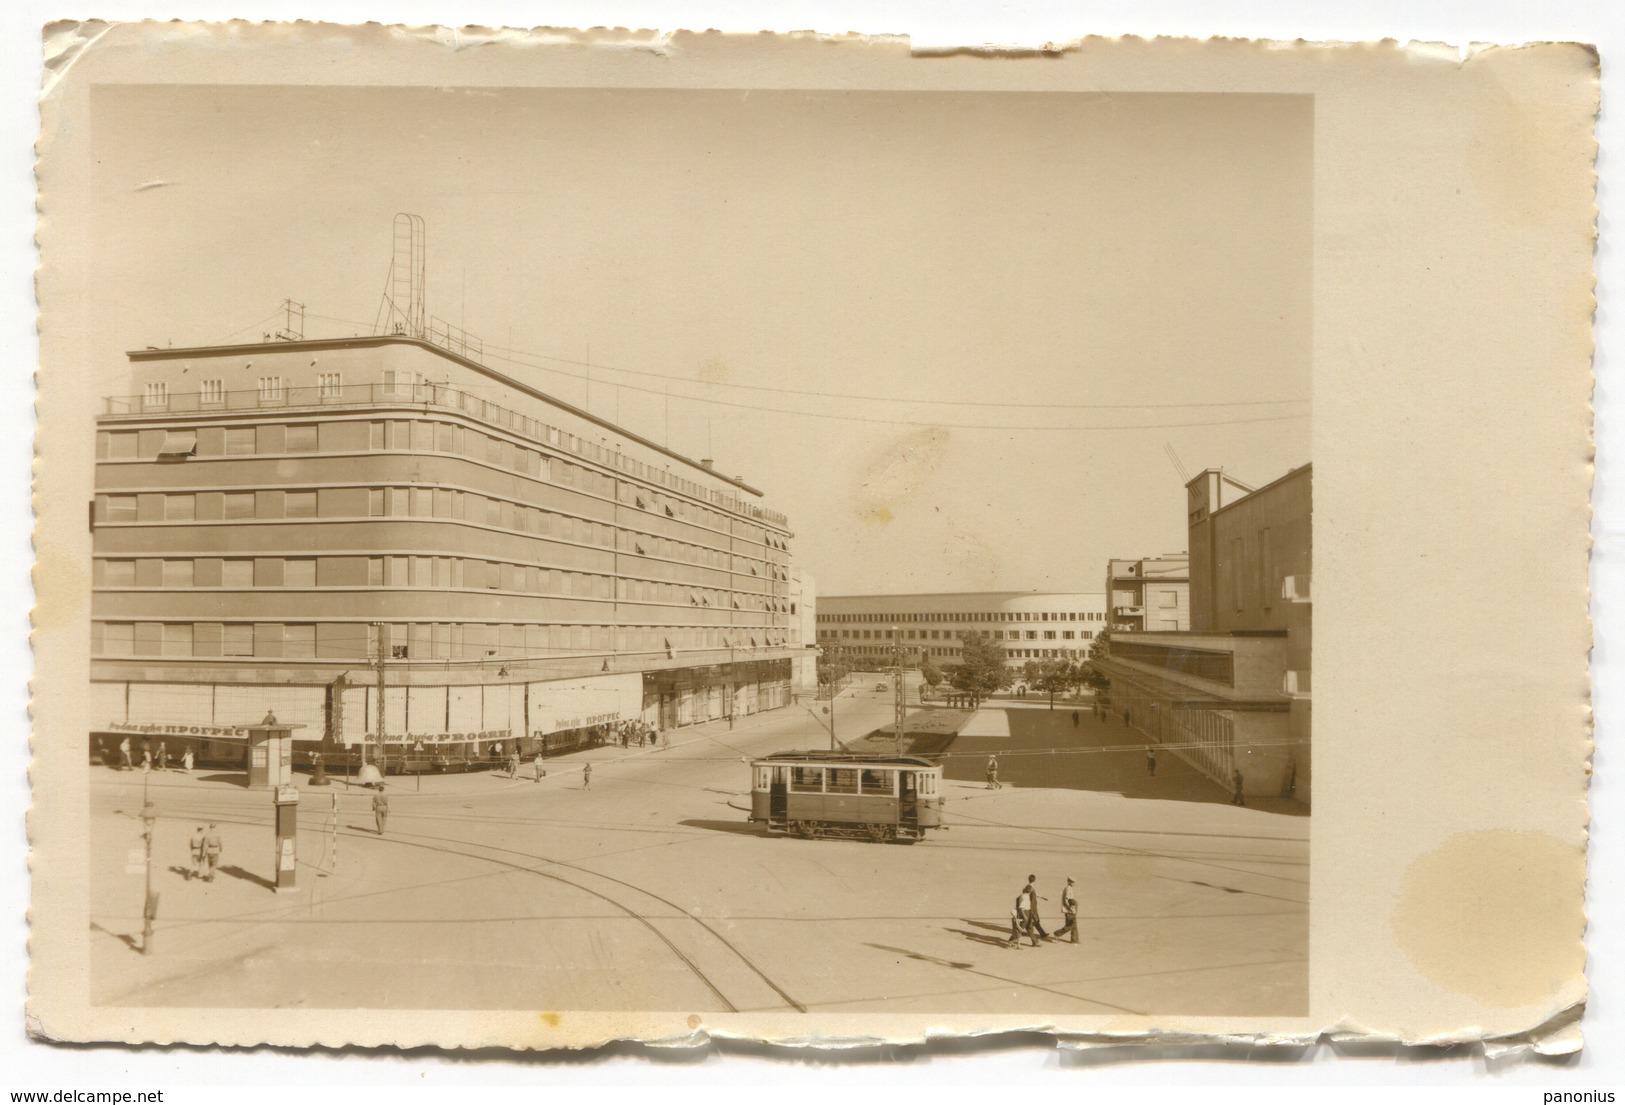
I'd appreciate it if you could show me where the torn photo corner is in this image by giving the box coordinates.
[28,23,1596,1054]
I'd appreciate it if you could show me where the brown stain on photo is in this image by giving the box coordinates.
[1391,829,1585,1009]
[854,426,949,527]
[538,1011,561,1027]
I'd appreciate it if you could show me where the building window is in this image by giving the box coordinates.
[222,492,255,520]
[1062,630,1074,640]
[200,378,224,405]
[284,491,317,518]
[223,427,256,455]
[284,624,317,658]
[222,624,254,656]
[161,560,194,588]
[164,494,195,522]
[102,623,134,656]
[162,623,193,657]
[317,372,342,398]
[286,424,318,452]
[1260,528,1274,609]
[258,376,285,403]
[104,496,137,522]
[284,559,316,587]
[221,560,254,588]
[143,382,168,409]
[1044,631,1056,640]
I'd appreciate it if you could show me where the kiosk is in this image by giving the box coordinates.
[243,715,305,789]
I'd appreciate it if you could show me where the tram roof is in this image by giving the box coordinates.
[753,751,939,768]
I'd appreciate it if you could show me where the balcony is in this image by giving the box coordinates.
[1113,605,1145,617]
[104,382,789,528]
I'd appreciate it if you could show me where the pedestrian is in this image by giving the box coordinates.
[508,751,520,778]
[157,741,169,771]
[1053,877,1080,944]
[661,730,669,751]
[1231,768,1246,807]
[373,789,390,834]
[1071,709,1080,729]
[182,748,194,773]
[188,825,205,881]
[1022,874,1049,938]
[119,736,133,770]
[141,746,152,773]
[985,755,1000,790]
[1146,746,1157,776]
[534,753,546,782]
[583,762,592,790]
[201,822,222,881]
[1007,885,1040,948]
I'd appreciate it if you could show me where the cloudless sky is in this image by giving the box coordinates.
[90,86,1311,594]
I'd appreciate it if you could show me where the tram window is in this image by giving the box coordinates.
[790,766,824,792]
[754,766,771,790]
[860,769,894,796]
[827,768,859,794]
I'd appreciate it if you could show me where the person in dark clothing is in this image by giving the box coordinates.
[1231,768,1246,806]
[1146,746,1157,776]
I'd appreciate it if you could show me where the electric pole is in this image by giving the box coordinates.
[893,626,906,744]
[373,622,386,770]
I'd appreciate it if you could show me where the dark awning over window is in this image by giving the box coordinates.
[157,431,197,459]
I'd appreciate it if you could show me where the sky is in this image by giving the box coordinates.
[90,85,1311,595]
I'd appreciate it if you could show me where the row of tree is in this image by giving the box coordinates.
[817,630,1112,710]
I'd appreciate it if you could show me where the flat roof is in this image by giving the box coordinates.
[127,335,766,498]
[820,591,1105,601]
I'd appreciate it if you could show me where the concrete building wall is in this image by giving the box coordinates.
[816,591,1107,669]
[91,335,800,756]
[1105,554,1190,631]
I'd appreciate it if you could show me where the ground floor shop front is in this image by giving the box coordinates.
[89,658,794,772]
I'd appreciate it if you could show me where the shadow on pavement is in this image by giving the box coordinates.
[677,818,768,838]
[945,926,1012,950]
[90,920,140,952]
[942,708,1308,816]
[217,864,275,890]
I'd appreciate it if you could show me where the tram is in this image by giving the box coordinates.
[748,751,944,842]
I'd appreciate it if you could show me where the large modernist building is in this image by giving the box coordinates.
[816,591,1108,669]
[1093,466,1311,803]
[1105,554,1190,632]
[90,332,802,765]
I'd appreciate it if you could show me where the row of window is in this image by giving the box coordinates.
[818,610,1104,623]
[101,414,792,554]
[820,627,1096,641]
[838,643,1082,661]
[92,620,793,660]
[93,555,795,613]
[95,488,788,581]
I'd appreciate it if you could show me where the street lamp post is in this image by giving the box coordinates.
[139,802,158,955]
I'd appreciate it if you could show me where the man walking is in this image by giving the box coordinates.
[119,736,133,770]
[583,762,593,790]
[201,823,222,882]
[1022,874,1049,939]
[373,789,390,835]
[1146,746,1157,776]
[188,825,206,881]
[1053,877,1080,944]
[157,741,169,771]
[533,753,546,782]
[1231,768,1246,807]
[1006,885,1039,948]
[1071,709,1080,729]
[986,755,1001,790]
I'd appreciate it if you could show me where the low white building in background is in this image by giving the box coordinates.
[816,591,1108,670]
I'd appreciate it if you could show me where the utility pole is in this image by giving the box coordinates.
[373,622,386,771]
[893,626,906,744]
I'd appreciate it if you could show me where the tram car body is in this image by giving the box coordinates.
[749,751,943,841]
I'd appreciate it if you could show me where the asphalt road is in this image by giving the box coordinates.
[90,679,1308,1017]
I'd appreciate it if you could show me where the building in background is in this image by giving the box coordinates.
[1092,465,1311,804]
[89,331,799,767]
[1105,554,1190,631]
[816,591,1108,670]
[788,567,818,695]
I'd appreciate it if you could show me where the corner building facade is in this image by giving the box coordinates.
[90,336,800,765]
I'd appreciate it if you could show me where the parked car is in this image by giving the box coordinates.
[875,681,890,692]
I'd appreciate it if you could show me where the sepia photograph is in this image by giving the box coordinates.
[75,81,1311,1017]
[26,21,1596,1059]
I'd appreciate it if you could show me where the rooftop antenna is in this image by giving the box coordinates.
[274,299,305,342]
[1163,441,1191,484]
[373,213,427,339]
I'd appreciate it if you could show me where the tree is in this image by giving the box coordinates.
[946,632,1012,706]
[1081,628,1113,698]
[1033,658,1079,710]
[1021,660,1042,689]
[817,645,853,693]
[920,656,944,690]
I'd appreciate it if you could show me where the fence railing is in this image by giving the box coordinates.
[105,382,789,528]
